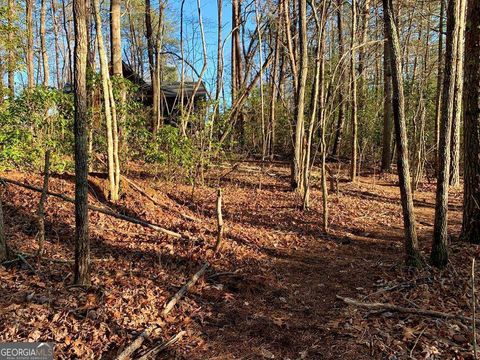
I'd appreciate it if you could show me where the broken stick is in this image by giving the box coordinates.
[137,330,186,360]
[214,188,224,252]
[115,262,209,360]
[162,262,209,315]
[0,176,181,239]
[37,150,51,257]
[337,295,480,326]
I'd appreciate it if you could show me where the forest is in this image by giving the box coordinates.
[0,0,479,358]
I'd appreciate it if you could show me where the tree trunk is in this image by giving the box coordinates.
[383,0,422,267]
[434,0,445,175]
[51,0,62,89]
[431,0,460,268]
[331,0,345,158]
[461,0,480,244]
[26,0,35,88]
[7,0,14,94]
[350,0,358,181]
[292,0,308,193]
[381,23,393,172]
[145,0,159,133]
[73,0,90,285]
[110,0,122,77]
[94,0,120,202]
[450,0,466,187]
[40,0,50,87]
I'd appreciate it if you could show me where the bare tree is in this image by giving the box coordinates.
[383,0,422,267]
[7,0,14,94]
[73,0,90,285]
[431,0,460,268]
[350,0,358,181]
[40,0,50,86]
[26,0,34,88]
[381,24,393,172]
[292,0,308,193]
[94,0,120,201]
[449,0,466,187]
[461,0,480,244]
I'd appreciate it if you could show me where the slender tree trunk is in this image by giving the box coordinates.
[431,0,460,268]
[434,0,445,175]
[293,0,308,193]
[40,0,50,87]
[215,0,223,123]
[350,0,358,181]
[303,0,324,209]
[231,0,244,147]
[357,0,370,115]
[110,0,122,77]
[94,0,120,202]
[383,0,422,267]
[461,0,480,244]
[268,25,280,159]
[381,26,393,172]
[450,0,466,187]
[62,0,73,84]
[331,0,345,158]
[145,0,159,133]
[26,0,35,88]
[51,0,62,89]
[73,0,90,285]
[7,0,14,94]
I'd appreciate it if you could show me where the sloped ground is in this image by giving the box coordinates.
[0,163,473,359]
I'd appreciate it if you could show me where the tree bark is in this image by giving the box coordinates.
[434,0,446,175]
[110,0,122,77]
[26,0,35,88]
[450,0,466,187]
[431,0,460,268]
[292,0,308,193]
[94,0,120,202]
[350,0,358,181]
[145,0,159,133]
[331,0,345,158]
[73,0,90,285]
[383,0,422,267]
[7,0,15,94]
[461,0,480,244]
[381,22,393,172]
[40,0,50,87]
[51,0,62,89]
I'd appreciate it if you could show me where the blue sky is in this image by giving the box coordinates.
[166,0,234,97]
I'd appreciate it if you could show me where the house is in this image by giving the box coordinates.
[122,62,208,125]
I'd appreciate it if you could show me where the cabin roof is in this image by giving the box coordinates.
[122,61,208,100]
[160,82,208,99]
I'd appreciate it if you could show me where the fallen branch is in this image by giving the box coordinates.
[115,262,209,360]
[137,330,186,360]
[94,155,200,223]
[122,176,199,222]
[37,150,51,257]
[162,262,209,316]
[337,295,480,325]
[116,325,157,360]
[214,189,224,252]
[0,176,181,239]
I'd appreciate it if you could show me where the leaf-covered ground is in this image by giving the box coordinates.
[0,162,474,359]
